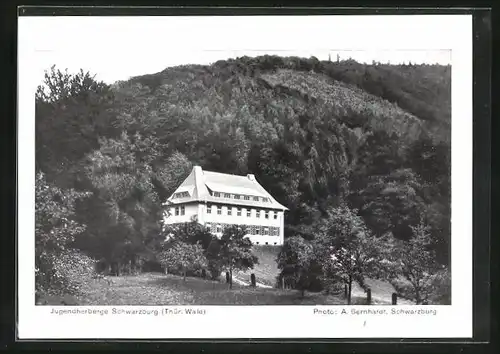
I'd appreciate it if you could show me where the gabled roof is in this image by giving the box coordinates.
[163,166,289,211]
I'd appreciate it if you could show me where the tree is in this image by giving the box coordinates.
[217,225,258,289]
[406,135,451,265]
[35,66,116,187]
[315,205,385,304]
[77,132,162,274]
[386,220,442,304]
[159,242,208,281]
[351,168,426,240]
[277,236,321,297]
[35,172,91,294]
[161,219,214,251]
[154,151,193,201]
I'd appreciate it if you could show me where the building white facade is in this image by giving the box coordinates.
[162,166,288,245]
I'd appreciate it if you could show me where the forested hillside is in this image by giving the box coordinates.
[35,55,451,304]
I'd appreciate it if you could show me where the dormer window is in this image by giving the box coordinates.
[214,192,221,198]
[224,193,231,198]
[262,197,269,202]
[244,195,250,200]
[173,191,190,199]
[234,194,240,200]
[253,196,259,201]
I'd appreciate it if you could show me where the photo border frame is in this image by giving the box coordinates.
[2,5,493,352]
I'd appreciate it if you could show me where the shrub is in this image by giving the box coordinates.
[36,249,97,298]
[426,268,451,305]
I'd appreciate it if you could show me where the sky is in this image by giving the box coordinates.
[19,15,454,84]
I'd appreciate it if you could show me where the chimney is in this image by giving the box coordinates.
[247,174,256,181]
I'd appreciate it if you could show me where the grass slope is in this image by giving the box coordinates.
[39,273,412,306]
[41,273,349,306]
[234,246,281,286]
[234,246,414,305]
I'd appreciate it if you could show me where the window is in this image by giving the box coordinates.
[237,208,242,216]
[234,194,240,200]
[207,205,212,214]
[262,197,269,202]
[244,195,250,200]
[217,206,222,215]
[274,211,278,220]
[224,193,231,198]
[263,227,269,235]
[255,227,260,235]
[214,192,221,198]
[216,225,221,233]
[253,196,259,201]
[227,207,232,216]
[181,206,185,215]
[246,209,251,217]
[265,211,269,219]
[175,207,180,216]
[256,210,260,218]
[206,223,211,232]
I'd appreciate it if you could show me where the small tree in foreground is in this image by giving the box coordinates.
[316,205,385,304]
[387,220,443,304]
[218,225,258,289]
[277,236,320,298]
[159,242,207,281]
[35,171,92,295]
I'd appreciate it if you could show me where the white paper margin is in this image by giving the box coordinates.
[17,14,473,339]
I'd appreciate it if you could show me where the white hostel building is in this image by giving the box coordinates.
[162,166,288,245]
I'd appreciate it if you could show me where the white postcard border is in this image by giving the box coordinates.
[17,14,473,339]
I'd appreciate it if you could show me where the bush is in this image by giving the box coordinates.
[390,267,451,305]
[36,249,97,297]
[390,277,415,301]
[426,268,451,305]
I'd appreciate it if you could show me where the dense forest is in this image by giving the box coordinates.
[35,55,451,304]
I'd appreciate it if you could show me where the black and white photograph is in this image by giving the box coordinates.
[17,11,473,339]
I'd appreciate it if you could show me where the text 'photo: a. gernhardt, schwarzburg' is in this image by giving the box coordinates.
[34,19,451,308]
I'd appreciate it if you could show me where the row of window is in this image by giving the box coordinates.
[207,205,279,219]
[211,191,270,203]
[205,223,280,236]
